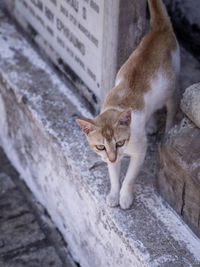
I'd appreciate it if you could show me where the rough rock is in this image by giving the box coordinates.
[156,117,200,238]
[181,83,200,129]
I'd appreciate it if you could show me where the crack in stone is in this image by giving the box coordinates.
[6,211,30,222]
[2,238,48,260]
[181,182,186,216]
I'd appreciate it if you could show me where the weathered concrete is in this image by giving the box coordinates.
[156,117,200,238]
[181,83,200,129]
[0,5,200,267]
[0,149,76,267]
[157,81,200,238]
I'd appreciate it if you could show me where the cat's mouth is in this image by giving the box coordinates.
[101,155,117,163]
[103,154,123,164]
[108,157,116,163]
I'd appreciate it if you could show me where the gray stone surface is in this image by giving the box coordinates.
[0,148,76,267]
[181,83,200,129]
[156,117,200,238]
[0,5,200,267]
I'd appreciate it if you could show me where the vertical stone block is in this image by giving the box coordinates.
[3,0,146,107]
[156,118,200,237]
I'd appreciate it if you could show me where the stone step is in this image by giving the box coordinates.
[0,5,200,267]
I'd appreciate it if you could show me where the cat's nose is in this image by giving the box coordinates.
[108,153,116,163]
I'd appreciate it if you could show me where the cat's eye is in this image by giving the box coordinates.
[116,140,125,147]
[96,144,105,151]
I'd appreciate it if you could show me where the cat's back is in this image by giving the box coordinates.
[104,28,178,111]
[103,0,180,113]
[117,23,178,86]
[116,0,179,86]
[103,0,179,112]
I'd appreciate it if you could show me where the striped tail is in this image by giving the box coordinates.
[147,0,172,31]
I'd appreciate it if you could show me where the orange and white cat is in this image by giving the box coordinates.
[76,0,180,209]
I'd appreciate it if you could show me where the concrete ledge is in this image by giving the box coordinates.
[0,7,200,267]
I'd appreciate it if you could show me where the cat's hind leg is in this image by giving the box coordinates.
[146,113,158,135]
[106,161,121,207]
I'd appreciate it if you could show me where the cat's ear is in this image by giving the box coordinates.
[75,118,97,135]
[118,108,132,127]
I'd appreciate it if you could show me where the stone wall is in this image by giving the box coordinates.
[156,83,200,238]
[3,0,146,110]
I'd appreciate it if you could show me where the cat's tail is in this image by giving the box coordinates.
[148,0,172,31]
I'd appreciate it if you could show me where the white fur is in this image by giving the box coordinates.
[146,115,157,134]
[115,76,124,86]
[124,112,145,154]
[106,161,121,207]
[117,90,125,99]
[144,69,170,121]
[118,111,147,209]
[107,111,147,209]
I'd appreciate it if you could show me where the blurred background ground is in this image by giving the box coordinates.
[0,147,77,267]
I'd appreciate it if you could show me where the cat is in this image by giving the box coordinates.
[76,0,180,209]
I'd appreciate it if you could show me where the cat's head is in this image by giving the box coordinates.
[76,108,132,163]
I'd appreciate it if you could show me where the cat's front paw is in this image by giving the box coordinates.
[120,192,134,210]
[106,193,119,207]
